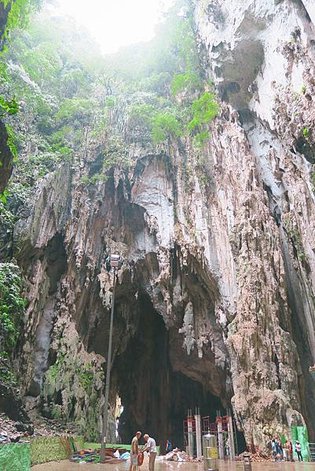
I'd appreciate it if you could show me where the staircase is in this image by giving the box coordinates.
[309,443,315,462]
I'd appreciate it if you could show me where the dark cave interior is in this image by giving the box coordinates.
[112,291,246,452]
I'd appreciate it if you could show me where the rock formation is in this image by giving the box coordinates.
[194,0,315,445]
[1,0,315,451]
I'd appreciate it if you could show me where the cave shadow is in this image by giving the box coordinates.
[112,291,245,453]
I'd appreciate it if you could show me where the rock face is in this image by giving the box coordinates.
[194,0,315,443]
[6,0,315,450]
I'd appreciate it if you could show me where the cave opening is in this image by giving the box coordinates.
[112,291,243,452]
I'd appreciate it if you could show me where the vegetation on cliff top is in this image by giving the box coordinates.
[0,0,219,262]
[0,0,218,190]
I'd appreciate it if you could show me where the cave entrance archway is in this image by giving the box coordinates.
[112,291,236,451]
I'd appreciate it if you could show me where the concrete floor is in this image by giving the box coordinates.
[32,457,315,471]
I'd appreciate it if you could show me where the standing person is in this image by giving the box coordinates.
[271,439,277,461]
[283,440,289,461]
[295,441,303,462]
[288,440,294,461]
[129,431,142,471]
[277,439,283,460]
[143,433,157,471]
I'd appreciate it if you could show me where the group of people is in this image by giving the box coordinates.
[271,437,303,462]
[130,431,157,471]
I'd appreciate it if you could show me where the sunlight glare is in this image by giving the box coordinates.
[51,0,175,54]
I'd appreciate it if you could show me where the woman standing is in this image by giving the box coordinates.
[295,441,303,462]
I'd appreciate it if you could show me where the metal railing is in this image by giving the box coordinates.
[309,443,315,462]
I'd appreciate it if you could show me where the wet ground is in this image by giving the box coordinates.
[32,457,315,471]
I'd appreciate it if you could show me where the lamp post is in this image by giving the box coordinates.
[100,254,120,463]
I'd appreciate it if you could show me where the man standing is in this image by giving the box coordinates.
[129,431,142,471]
[143,433,157,471]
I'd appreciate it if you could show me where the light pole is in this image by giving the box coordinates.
[100,254,120,463]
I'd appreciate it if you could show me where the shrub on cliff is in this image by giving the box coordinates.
[0,262,26,357]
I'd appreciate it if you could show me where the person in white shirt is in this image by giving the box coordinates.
[143,433,157,471]
[295,441,303,462]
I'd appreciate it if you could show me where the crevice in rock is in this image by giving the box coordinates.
[45,233,67,295]
[294,135,315,163]
[27,233,67,397]
[273,353,282,389]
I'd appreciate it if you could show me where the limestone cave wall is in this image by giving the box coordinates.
[194,0,315,443]
[3,0,315,450]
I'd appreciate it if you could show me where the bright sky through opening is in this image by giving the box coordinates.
[52,0,175,54]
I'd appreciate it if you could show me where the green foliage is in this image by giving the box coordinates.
[48,126,73,156]
[103,135,130,170]
[80,173,108,186]
[5,124,18,160]
[0,263,26,356]
[104,96,116,108]
[302,127,310,139]
[171,72,201,96]
[21,42,62,85]
[55,98,94,126]
[152,111,182,143]
[30,436,84,465]
[170,10,199,72]
[1,0,219,197]
[128,102,156,136]
[0,189,9,204]
[0,198,16,227]
[0,96,19,115]
[0,365,18,386]
[188,92,219,133]
[105,1,218,147]
[1,0,40,45]
[129,103,155,124]
[0,13,101,185]
[193,130,210,148]
[79,366,94,393]
[46,353,65,381]
[0,442,30,470]
[139,72,172,95]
